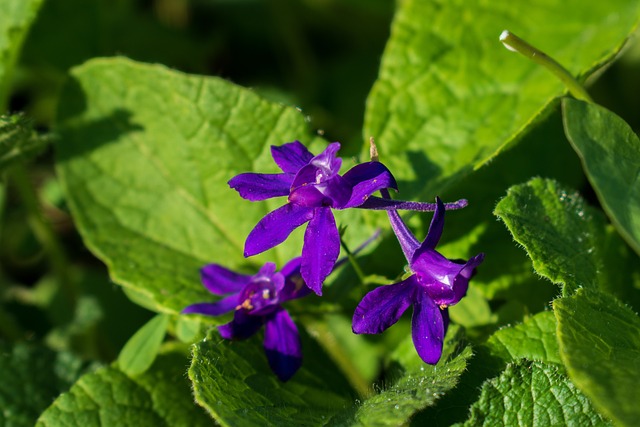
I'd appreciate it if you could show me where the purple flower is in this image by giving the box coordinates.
[228,141,398,295]
[352,197,484,364]
[183,259,311,381]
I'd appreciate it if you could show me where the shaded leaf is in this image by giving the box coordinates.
[554,289,640,427]
[563,98,640,255]
[0,341,89,427]
[459,360,610,426]
[364,0,640,199]
[36,350,210,427]
[0,114,50,171]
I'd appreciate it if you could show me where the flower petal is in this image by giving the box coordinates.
[244,203,314,257]
[453,253,484,302]
[271,141,314,174]
[411,288,445,364]
[342,162,398,208]
[412,197,446,262]
[386,210,421,262]
[218,310,263,340]
[352,276,418,334]
[301,207,340,295]
[228,172,293,201]
[182,293,238,316]
[263,308,302,381]
[278,257,313,302]
[200,264,251,295]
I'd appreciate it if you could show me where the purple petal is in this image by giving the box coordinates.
[200,264,251,295]
[352,276,418,334]
[182,293,238,316]
[412,197,446,259]
[309,142,342,175]
[278,257,312,302]
[228,173,293,201]
[386,210,421,262]
[271,141,314,174]
[244,203,314,257]
[342,162,398,208]
[263,308,302,381]
[301,207,340,295]
[453,253,484,302]
[218,310,263,340]
[411,288,445,364]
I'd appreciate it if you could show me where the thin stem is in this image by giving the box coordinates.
[499,30,593,102]
[11,165,75,305]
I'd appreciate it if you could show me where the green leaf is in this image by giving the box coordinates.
[459,360,610,426]
[0,114,50,171]
[117,314,169,376]
[0,0,44,109]
[338,326,472,426]
[563,98,640,255]
[189,330,353,426]
[484,311,561,365]
[494,177,640,297]
[36,350,211,427]
[554,289,640,427]
[54,57,315,313]
[0,341,88,427]
[364,0,640,199]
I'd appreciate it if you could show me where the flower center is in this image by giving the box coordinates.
[237,279,278,315]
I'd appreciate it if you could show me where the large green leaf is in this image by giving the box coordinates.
[364,0,640,199]
[0,0,44,109]
[563,98,640,255]
[554,289,640,427]
[494,178,640,298]
[189,330,353,426]
[0,341,88,427]
[54,58,317,313]
[459,360,610,426]
[36,349,211,427]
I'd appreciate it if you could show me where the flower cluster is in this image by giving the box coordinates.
[183,140,483,380]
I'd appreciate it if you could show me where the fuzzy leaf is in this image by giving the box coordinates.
[554,289,640,427]
[365,0,640,199]
[563,98,640,255]
[36,350,210,427]
[460,360,610,426]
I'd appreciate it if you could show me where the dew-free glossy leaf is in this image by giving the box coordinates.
[484,311,561,365]
[364,0,640,199]
[460,360,610,426]
[554,289,640,427]
[0,342,88,427]
[563,98,640,255]
[55,58,313,313]
[117,313,168,376]
[36,350,210,427]
[189,330,353,426]
[0,0,44,109]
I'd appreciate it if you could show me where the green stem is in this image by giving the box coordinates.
[11,165,75,305]
[499,30,593,102]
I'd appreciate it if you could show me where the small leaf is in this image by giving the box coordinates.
[563,98,640,255]
[364,0,640,199]
[0,341,89,427]
[494,178,640,297]
[36,350,211,427]
[554,289,640,427]
[484,311,561,365]
[117,313,169,376]
[460,360,610,426]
